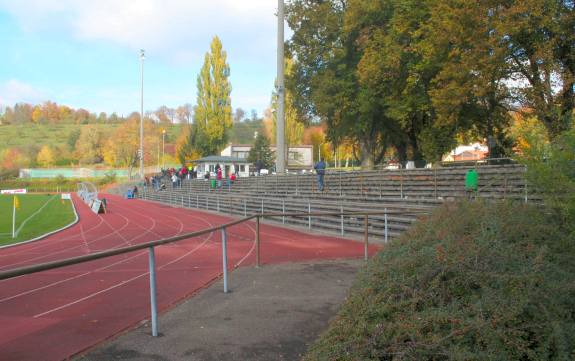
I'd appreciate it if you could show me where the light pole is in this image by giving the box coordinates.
[162,129,166,169]
[139,49,145,179]
[275,0,286,174]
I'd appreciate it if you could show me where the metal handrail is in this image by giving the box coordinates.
[0,214,256,281]
[0,208,414,337]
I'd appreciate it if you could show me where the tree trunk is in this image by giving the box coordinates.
[360,139,375,170]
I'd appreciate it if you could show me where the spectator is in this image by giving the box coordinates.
[171,173,178,188]
[314,159,326,192]
[216,167,223,188]
[255,159,263,176]
[133,185,139,197]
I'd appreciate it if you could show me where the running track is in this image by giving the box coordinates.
[0,194,379,360]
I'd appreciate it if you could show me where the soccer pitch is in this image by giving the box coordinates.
[0,194,76,247]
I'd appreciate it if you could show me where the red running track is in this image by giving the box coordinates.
[0,194,379,360]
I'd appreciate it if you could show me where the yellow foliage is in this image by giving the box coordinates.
[36,145,55,167]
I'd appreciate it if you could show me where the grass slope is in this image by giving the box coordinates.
[305,201,575,360]
[0,123,119,152]
[0,194,75,246]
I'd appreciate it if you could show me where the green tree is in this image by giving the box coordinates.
[67,129,81,152]
[495,0,574,139]
[193,36,233,156]
[248,133,274,169]
[271,57,305,151]
[286,0,432,167]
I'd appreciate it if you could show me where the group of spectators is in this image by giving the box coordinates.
[141,160,327,195]
[146,164,239,192]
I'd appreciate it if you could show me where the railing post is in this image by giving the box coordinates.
[296,173,299,195]
[196,194,199,209]
[384,208,388,242]
[221,227,229,293]
[340,204,344,236]
[261,198,264,214]
[181,195,184,208]
[217,195,220,212]
[339,171,342,196]
[148,247,158,337]
[308,202,311,229]
[523,166,527,203]
[400,168,404,199]
[364,215,369,261]
[206,195,208,210]
[256,216,260,268]
[244,198,247,216]
[282,199,285,224]
[434,168,437,198]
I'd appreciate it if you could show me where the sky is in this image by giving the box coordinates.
[0,0,285,118]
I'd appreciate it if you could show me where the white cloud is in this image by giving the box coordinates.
[0,79,47,106]
[0,0,279,61]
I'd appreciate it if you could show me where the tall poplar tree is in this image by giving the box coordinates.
[193,36,233,156]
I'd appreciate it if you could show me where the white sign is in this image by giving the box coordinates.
[61,193,71,200]
[1,189,27,194]
[90,199,106,214]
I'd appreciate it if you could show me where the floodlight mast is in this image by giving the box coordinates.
[139,49,145,179]
[275,0,286,174]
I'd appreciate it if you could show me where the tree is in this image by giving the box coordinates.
[193,36,233,156]
[287,0,392,169]
[271,57,305,152]
[36,145,55,167]
[247,133,274,169]
[175,125,201,164]
[155,106,174,124]
[75,125,105,164]
[496,0,574,139]
[97,112,107,123]
[102,117,160,168]
[234,107,246,123]
[31,106,43,123]
[176,104,192,124]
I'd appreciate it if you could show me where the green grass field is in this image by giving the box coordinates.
[0,194,76,246]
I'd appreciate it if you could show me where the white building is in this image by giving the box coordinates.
[193,156,252,178]
[220,144,314,171]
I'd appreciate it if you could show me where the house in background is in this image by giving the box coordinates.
[443,142,488,162]
[220,144,313,171]
[193,156,251,178]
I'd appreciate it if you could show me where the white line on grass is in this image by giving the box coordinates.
[14,195,57,237]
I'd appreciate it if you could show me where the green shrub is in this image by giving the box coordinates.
[100,171,117,186]
[521,128,575,229]
[304,201,575,360]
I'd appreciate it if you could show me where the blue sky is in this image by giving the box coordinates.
[0,0,284,118]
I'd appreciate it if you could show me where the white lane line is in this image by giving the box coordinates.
[0,210,132,272]
[33,232,214,318]
[5,197,210,306]
[14,195,57,236]
[0,251,148,303]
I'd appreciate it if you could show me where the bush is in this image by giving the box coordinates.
[521,128,575,229]
[100,171,117,186]
[304,201,575,360]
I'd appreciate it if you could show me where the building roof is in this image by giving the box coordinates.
[192,155,251,164]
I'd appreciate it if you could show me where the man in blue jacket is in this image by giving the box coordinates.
[314,159,326,192]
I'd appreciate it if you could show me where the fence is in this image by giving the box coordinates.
[139,190,432,240]
[0,209,415,337]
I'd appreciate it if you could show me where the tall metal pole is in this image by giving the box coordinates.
[139,49,145,179]
[162,130,166,170]
[275,0,286,174]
